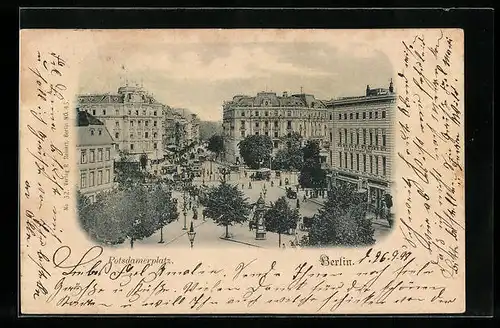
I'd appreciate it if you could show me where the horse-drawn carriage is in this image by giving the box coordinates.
[250,168,271,181]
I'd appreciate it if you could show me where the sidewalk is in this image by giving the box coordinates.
[218,222,305,249]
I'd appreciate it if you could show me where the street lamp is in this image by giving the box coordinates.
[262,184,267,199]
[187,221,196,248]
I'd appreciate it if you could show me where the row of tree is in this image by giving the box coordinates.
[199,180,375,247]
[77,184,179,247]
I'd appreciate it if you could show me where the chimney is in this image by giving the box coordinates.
[283,91,288,97]
[366,85,370,96]
[389,78,394,93]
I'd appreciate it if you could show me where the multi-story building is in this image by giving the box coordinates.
[76,110,115,202]
[76,84,165,163]
[326,81,396,206]
[222,91,332,165]
[164,109,200,152]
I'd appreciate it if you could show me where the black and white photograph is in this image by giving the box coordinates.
[74,31,396,249]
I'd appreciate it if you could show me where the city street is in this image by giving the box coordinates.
[134,160,392,249]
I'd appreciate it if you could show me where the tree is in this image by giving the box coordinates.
[115,150,146,189]
[264,197,300,247]
[77,185,178,248]
[207,135,225,160]
[272,132,304,171]
[202,181,250,238]
[299,140,326,190]
[140,153,148,171]
[238,134,273,169]
[305,183,375,247]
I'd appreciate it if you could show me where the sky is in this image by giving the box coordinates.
[77,30,394,122]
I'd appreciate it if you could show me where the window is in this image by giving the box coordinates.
[350,153,353,169]
[344,128,348,142]
[154,111,157,116]
[89,150,95,163]
[382,111,386,118]
[128,110,131,115]
[369,112,373,119]
[375,111,379,119]
[370,132,373,145]
[363,129,366,145]
[265,111,269,116]
[265,131,269,136]
[241,120,245,128]
[363,112,366,119]
[344,113,347,119]
[287,121,292,129]
[97,148,103,162]
[154,121,157,127]
[241,131,245,137]
[350,113,353,120]
[97,170,103,185]
[145,132,149,138]
[265,121,269,128]
[273,141,279,148]
[153,143,157,149]
[115,110,119,115]
[338,132,342,143]
[382,131,387,146]
[143,110,146,115]
[356,132,360,145]
[329,114,332,120]
[356,153,360,171]
[287,111,291,117]
[274,121,279,128]
[339,152,342,167]
[274,131,278,138]
[103,109,106,115]
[105,148,110,160]
[89,171,95,187]
[383,156,387,176]
[138,120,141,127]
[80,172,87,188]
[145,121,149,127]
[98,129,102,136]
[375,131,379,146]
[375,156,379,175]
[92,109,96,115]
[255,131,259,135]
[339,113,342,120]
[255,122,260,128]
[363,154,367,172]
[241,111,246,117]
[136,110,139,115]
[329,132,333,142]
[105,169,110,183]
[344,152,347,168]
[370,155,373,173]
[153,132,157,138]
[90,129,95,136]
[356,113,359,119]
[255,111,259,117]
[115,132,119,139]
[130,133,134,139]
[350,132,353,144]
[130,121,134,127]
[80,150,87,164]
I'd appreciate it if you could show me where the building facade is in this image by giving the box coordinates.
[222,91,332,165]
[164,108,200,152]
[76,84,165,163]
[326,81,396,205]
[76,111,115,202]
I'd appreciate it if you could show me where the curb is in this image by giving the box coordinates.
[218,236,262,248]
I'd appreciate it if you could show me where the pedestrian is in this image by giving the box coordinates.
[249,181,252,189]
[303,194,307,203]
[271,181,274,187]
[282,243,286,249]
[242,183,245,189]
[296,198,300,209]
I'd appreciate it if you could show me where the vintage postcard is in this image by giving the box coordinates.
[19,29,465,314]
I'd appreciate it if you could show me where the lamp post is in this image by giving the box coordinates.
[187,221,196,248]
[158,217,165,243]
